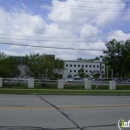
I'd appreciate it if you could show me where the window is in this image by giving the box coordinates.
[93,65,95,67]
[89,70,91,72]
[70,64,72,67]
[74,65,76,67]
[74,70,76,72]
[89,65,91,67]
[86,70,88,72]
[82,65,84,67]
[66,64,68,67]
[86,65,88,67]
[70,70,72,72]
[102,66,104,68]
[78,65,80,67]
[97,65,99,68]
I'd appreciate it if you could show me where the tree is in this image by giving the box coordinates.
[77,58,83,60]
[68,73,72,78]
[53,58,64,79]
[0,52,20,78]
[122,39,130,77]
[78,68,86,78]
[77,57,100,61]
[25,53,64,80]
[94,57,100,60]
[101,39,128,79]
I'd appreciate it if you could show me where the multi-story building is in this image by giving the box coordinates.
[63,60,105,78]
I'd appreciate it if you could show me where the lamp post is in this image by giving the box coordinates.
[125,73,126,79]
[106,66,108,79]
[111,69,113,79]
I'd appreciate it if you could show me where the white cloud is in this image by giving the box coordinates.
[0,7,47,36]
[10,45,23,50]
[107,30,130,41]
[49,0,125,27]
[1,50,19,56]
[80,24,100,36]
[92,0,125,26]
[0,0,129,60]
[0,7,47,53]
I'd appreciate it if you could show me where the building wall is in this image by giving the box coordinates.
[63,60,105,78]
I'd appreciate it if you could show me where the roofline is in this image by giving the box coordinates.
[64,60,103,63]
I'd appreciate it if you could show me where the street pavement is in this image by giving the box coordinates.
[0,94,130,130]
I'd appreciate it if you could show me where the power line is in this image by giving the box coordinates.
[74,0,130,3]
[0,36,102,42]
[30,0,129,5]
[25,0,127,10]
[0,41,106,51]
[1,35,129,42]
[17,0,129,11]
[0,30,130,38]
[0,33,105,38]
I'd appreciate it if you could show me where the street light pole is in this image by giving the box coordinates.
[111,69,113,79]
[106,66,108,79]
[125,73,126,79]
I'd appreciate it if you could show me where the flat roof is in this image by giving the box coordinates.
[64,60,102,63]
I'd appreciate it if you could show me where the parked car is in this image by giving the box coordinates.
[67,77,85,82]
[127,78,130,82]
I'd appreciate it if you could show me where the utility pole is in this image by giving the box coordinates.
[111,69,113,79]
[106,66,108,79]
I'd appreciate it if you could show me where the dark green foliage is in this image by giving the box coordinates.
[77,57,100,61]
[0,52,20,78]
[25,53,64,80]
[101,39,130,79]
[78,67,86,77]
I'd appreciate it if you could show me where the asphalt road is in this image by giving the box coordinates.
[0,94,130,130]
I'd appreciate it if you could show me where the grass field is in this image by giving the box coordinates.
[0,89,130,95]
[2,84,130,90]
[0,84,130,95]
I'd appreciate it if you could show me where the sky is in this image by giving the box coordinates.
[0,0,130,60]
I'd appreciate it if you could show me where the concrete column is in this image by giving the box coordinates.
[85,79,91,89]
[0,77,2,87]
[58,79,64,89]
[28,78,34,88]
[109,81,116,90]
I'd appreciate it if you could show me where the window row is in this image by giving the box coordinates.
[70,70,91,72]
[66,64,102,68]
[70,70,104,73]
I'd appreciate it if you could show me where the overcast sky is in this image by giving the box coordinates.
[0,0,130,60]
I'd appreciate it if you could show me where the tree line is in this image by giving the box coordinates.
[0,38,130,79]
[0,53,64,79]
[101,39,130,79]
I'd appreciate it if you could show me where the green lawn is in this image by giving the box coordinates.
[0,89,130,95]
[1,84,130,95]
[0,88,130,95]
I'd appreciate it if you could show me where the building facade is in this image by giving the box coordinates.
[63,60,105,78]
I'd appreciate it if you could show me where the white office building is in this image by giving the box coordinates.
[63,60,105,78]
